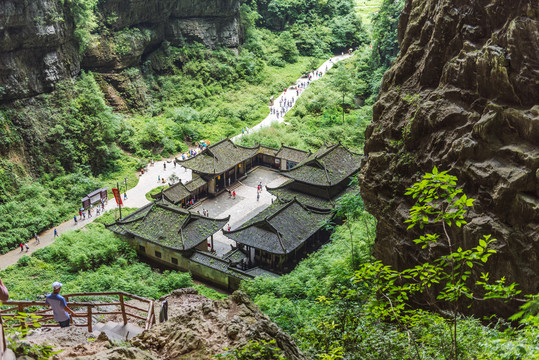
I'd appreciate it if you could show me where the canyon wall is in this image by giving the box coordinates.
[359,0,538,314]
[0,0,242,101]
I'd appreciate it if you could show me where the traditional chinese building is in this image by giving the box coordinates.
[223,143,361,272]
[151,177,208,207]
[107,202,255,290]
[278,143,362,199]
[107,202,229,255]
[223,199,333,274]
[175,139,312,196]
[176,139,258,195]
[110,142,361,289]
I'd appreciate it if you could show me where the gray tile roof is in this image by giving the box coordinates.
[152,177,207,204]
[283,144,362,186]
[177,139,258,175]
[189,251,253,280]
[107,203,229,251]
[275,146,310,163]
[223,199,332,255]
[257,146,279,156]
[267,180,359,210]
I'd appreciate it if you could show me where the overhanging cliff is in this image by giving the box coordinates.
[359,0,538,314]
[0,0,242,101]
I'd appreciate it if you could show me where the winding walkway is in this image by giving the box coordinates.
[232,53,351,141]
[0,53,353,270]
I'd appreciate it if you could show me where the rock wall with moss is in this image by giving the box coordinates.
[0,0,242,101]
[359,0,538,314]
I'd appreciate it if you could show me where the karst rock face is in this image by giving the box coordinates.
[359,0,538,315]
[0,0,242,101]
[0,0,81,101]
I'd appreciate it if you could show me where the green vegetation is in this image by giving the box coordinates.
[146,185,169,201]
[5,312,61,359]
[242,174,539,359]
[246,0,367,54]
[65,0,98,53]
[0,215,223,301]
[216,339,287,359]
[238,57,371,152]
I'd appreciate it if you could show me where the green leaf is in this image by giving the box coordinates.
[479,239,487,248]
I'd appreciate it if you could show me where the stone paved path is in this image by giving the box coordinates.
[0,53,353,270]
[231,53,351,141]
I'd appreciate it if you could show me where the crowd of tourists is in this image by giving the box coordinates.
[74,198,107,224]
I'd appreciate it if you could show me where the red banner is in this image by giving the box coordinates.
[112,188,123,206]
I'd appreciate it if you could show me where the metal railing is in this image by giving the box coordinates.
[0,291,155,344]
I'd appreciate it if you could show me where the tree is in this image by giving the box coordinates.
[333,177,372,269]
[277,31,299,63]
[354,167,521,360]
[331,65,354,124]
[370,0,405,69]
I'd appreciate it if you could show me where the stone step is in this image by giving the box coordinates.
[92,321,144,342]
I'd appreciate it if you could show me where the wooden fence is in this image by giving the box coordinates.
[0,291,155,356]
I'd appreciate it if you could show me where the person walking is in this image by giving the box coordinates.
[24,243,29,252]
[54,229,59,237]
[233,191,236,199]
[74,215,78,225]
[35,233,40,245]
[20,243,24,252]
[46,282,75,328]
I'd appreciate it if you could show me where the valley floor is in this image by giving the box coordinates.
[0,53,352,270]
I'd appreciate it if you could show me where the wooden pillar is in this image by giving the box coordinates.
[17,304,25,330]
[211,235,214,252]
[120,294,127,325]
[87,306,93,332]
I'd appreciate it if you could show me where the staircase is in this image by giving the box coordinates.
[92,321,144,342]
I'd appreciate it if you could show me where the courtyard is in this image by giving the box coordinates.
[190,167,289,255]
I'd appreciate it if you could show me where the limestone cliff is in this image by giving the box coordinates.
[0,0,242,101]
[0,0,81,101]
[359,0,538,315]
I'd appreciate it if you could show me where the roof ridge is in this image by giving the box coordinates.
[274,226,287,254]
[265,179,293,191]
[179,226,186,249]
[155,202,190,215]
[141,202,156,222]
[322,160,331,186]
[265,198,298,221]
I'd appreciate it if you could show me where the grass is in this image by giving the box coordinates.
[238,58,370,153]
[145,185,169,201]
[133,56,321,145]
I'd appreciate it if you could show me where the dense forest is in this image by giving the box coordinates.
[0,0,537,359]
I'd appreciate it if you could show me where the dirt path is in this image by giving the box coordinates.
[0,53,353,270]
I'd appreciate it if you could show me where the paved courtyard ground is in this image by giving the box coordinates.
[192,167,289,255]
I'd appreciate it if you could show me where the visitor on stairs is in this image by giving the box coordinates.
[46,282,76,328]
